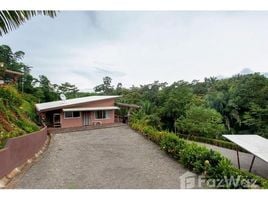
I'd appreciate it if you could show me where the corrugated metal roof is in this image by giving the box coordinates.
[63,106,120,112]
[36,96,120,112]
[223,134,268,163]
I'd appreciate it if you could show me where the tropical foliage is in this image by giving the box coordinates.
[176,106,226,138]
[0,11,57,36]
[113,73,268,139]
[130,120,268,188]
[0,85,39,148]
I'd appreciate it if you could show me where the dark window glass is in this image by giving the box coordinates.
[65,111,73,118]
[95,111,107,119]
[64,111,80,118]
[73,111,80,117]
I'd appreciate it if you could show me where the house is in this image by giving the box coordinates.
[35,96,120,128]
[0,62,24,85]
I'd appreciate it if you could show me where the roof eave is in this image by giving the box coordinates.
[36,95,121,113]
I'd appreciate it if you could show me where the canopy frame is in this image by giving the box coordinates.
[223,134,268,172]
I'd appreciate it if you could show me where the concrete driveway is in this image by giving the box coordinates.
[12,126,190,189]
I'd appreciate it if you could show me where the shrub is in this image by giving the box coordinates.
[0,85,22,107]
[143,126,155,136]
[15,119,39,133]
[20,99,38,122]
[160,134,186,159]
[130,122,166,144]
[176,106,226,138]
[130,120,268,189]
[154,131,169,144]
[144,126,165,144]
[180,143,223,174]
[206,158,268,189]
[177,133,246,152]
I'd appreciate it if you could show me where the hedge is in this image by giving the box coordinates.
[177,133,247,153]
[130,121,268,189]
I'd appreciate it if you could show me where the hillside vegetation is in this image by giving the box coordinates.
[0,85,39,148]
[117,74,268,139]
[1,44,268,147]
[0,44,92,149]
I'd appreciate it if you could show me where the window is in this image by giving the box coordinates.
[73,111,80,117]
[95,110,108,119]
[64,111,80,118]
[64,112,73,118]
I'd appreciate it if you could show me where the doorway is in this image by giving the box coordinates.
[83,112,90,126]
[53,113,61,128]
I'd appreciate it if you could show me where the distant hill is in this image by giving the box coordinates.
[239,68,254,75]
[216,68,268,80]
[238,67,268,77]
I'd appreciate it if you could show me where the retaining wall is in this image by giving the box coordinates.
[0,127,48,179]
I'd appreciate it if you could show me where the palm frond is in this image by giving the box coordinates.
[0,10,57,36]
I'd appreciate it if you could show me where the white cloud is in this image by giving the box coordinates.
[1,11,268,89]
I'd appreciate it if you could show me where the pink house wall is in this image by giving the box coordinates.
[90,110,115,124]
[60,99,116,128]
[60,113,83,128]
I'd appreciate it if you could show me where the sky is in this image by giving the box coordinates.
[1,11,268,91]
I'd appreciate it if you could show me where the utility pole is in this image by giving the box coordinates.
[21,76,24,93]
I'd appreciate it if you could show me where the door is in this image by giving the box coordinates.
[83,112,90,126]
[53,113,61,128]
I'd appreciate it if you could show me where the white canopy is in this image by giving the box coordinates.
[223,134,268,163]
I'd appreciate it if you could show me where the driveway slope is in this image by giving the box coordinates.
[13,126,190,189]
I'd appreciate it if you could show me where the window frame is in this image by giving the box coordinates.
[64,111,81,119]
[95,110,109,120]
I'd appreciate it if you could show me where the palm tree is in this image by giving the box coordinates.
[0,11,57,36]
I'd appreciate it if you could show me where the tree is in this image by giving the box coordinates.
[120,88,142,104]
[0,44,25,72]
[159,82,194,131]
[18,65,36,93]
[115,82,123,95]
[0,11,57,36]
[206,90,240,133]
[206,73,268,136]
[176,106,226,138]
[34,75,58,102]
[57,82,79,99]
[0,45,13,65]
[141,100,154,115]
[242,103,268,137]
[139,81,167,104]
[0,44,36,92]
[94,76,114,94]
